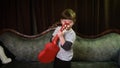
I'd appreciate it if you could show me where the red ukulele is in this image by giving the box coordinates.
[38,22,70,63]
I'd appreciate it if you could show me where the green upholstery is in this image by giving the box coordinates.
[0,30,120,68]
[73,33,120,62]
[0,31,53,61]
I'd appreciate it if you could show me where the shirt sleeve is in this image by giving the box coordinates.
[61,30,76,51]
[65,31,76,43]
[61,41,72,51]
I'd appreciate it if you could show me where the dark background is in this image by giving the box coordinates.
[0,0,120,35]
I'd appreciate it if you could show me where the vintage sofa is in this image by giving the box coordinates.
[0,28,120,68]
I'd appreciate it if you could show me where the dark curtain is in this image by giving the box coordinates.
[0,0,120,35]
[0,0,32,35]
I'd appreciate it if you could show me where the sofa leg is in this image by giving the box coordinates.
[0,46,12,64]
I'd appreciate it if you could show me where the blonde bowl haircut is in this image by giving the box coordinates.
[61,9,76,23]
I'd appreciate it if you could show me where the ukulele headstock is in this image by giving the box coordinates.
[60,22,70,31]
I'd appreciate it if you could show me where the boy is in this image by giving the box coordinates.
[52,9,76,68]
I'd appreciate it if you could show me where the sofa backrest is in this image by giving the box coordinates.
[73,33,120,62]
[0,29,53,61]
[0,29,120,62]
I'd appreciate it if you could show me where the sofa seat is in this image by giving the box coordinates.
[0,61,118,68]
[1,61,53,68]
[72,62,118,68]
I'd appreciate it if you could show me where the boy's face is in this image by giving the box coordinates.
[60,19,74,30]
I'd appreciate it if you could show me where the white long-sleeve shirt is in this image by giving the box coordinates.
[52,26,76,61]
